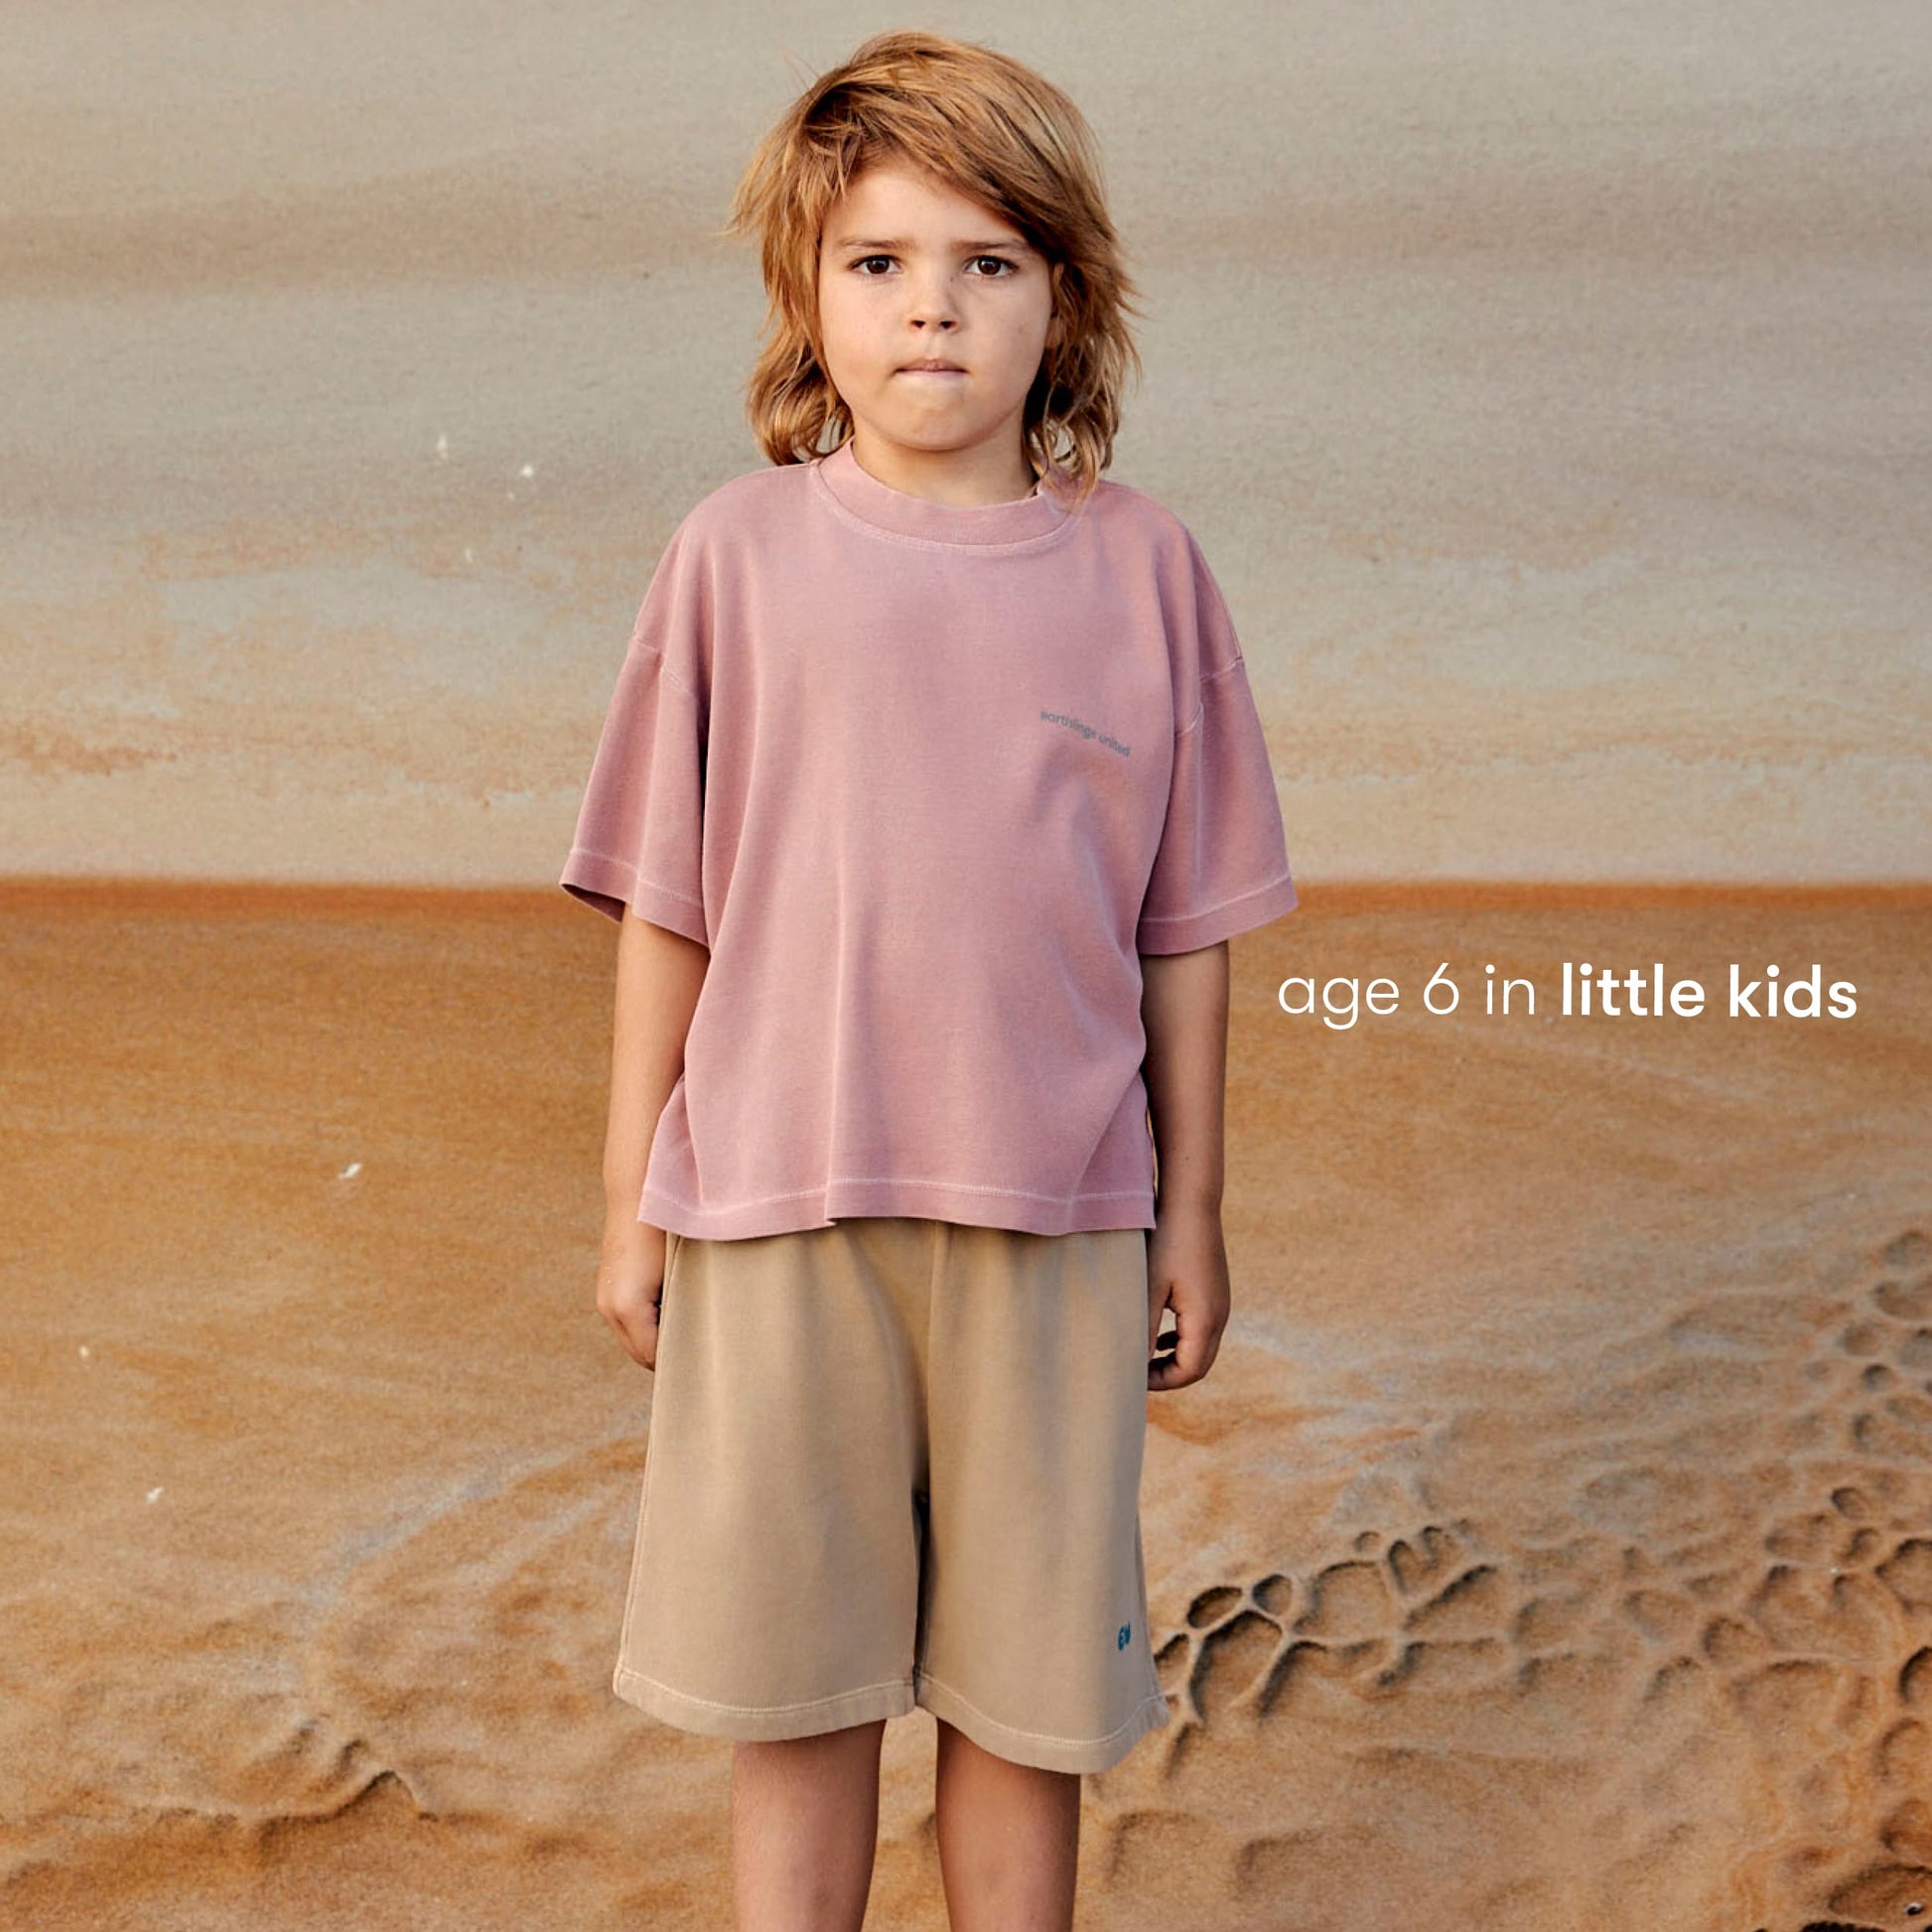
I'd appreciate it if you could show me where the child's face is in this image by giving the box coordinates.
[815,161,1062,483]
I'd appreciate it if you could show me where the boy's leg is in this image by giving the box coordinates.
[609,1220,935,1921]
[731,1719,888,1932]
[933,1718,1080,1932]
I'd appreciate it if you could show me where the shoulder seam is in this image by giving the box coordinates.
[624,636,702,706]
[1173,657,1248,738]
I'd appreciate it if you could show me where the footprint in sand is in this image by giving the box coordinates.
[1108,1226,1932,1932]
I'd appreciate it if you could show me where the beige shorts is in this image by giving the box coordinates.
[611,1215,1173,1775]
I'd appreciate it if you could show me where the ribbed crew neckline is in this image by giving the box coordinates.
[812,437,1075,547]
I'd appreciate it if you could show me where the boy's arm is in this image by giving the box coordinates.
[1140,941,1229,1214]
[1139,941,1232,1390]
[603,910,708,1223]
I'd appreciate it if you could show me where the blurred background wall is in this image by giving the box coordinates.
[4,0,1926,894]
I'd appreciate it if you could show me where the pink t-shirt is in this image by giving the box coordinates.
[560,437,1299,1240]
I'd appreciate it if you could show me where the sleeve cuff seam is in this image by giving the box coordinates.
[1137,871,1299,951]
[563,847,704,908]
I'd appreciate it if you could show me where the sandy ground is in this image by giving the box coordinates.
[3,880,1928,1929]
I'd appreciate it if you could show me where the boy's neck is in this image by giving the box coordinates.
[844,430,1040,508]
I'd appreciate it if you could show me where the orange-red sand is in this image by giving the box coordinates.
[3,881,1929,1930]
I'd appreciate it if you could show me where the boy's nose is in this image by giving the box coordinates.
[902,282,961,325]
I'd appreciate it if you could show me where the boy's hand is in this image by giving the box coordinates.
[1147,1199,1230,1391]
[598,1214,670,1371]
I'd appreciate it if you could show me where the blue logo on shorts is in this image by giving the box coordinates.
[1116,1622,1132,1650]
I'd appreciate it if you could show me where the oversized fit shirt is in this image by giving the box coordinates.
[559,437,1299,1240]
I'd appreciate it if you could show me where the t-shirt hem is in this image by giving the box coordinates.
[638,1177,1158,1241]
[1137,871,1300,955]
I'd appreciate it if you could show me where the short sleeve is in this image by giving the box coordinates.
[558,525,710,944]
[1136,534,1299,954]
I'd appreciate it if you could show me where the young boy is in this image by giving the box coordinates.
[561,30,1298,1931]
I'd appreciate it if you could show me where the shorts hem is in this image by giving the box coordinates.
[612,1662,916,1741]
[912,1668,1173,1774]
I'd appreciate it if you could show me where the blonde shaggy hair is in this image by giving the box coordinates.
[719,29,1145,502]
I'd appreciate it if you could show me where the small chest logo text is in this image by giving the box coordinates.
[1041,708,1131,757]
